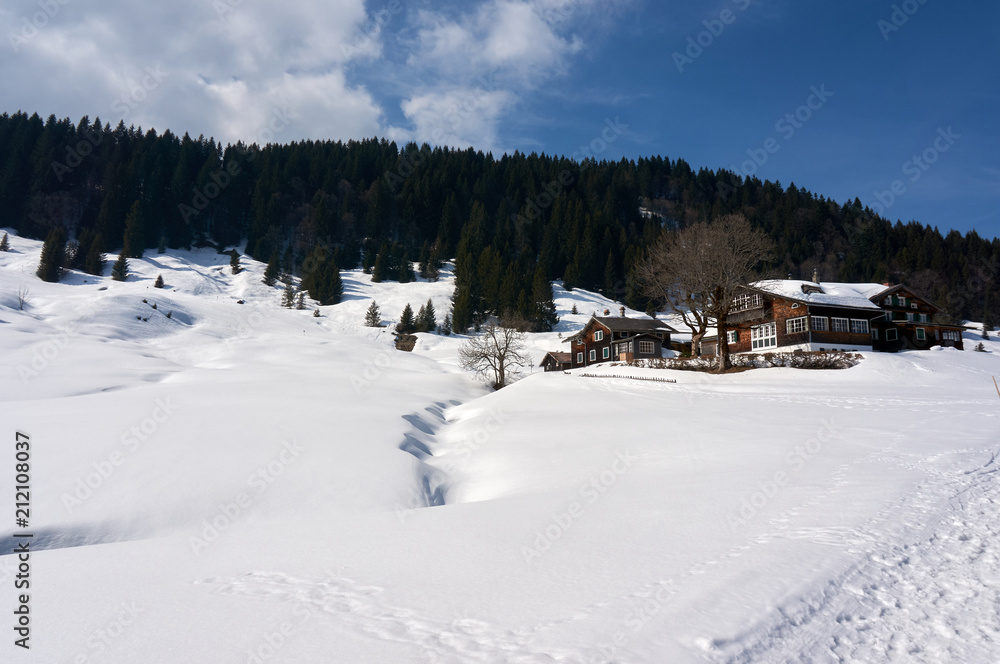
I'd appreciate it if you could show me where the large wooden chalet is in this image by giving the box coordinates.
[556,307,676,369]
[707,275,964,355]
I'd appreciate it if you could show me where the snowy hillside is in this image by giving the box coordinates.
[1,231,999,663]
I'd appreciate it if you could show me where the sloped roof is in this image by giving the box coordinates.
[565,315,676,342]
[541,351,571,364]
[749,280,883,311]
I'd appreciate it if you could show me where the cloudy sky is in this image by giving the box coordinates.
[2,0,997,236]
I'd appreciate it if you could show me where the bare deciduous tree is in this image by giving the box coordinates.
[458,318,531,389]
[17,285,30,310]
[638,214,773,372]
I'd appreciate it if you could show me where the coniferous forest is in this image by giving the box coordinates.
[3,110,998,328]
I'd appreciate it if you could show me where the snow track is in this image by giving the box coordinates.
[717,448,1000,664]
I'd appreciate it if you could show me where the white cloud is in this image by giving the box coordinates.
[1,0,383,143]
[394,0,593,151]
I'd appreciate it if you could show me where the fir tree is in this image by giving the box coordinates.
[36,227,66,282]
[441,313,452,335]
[371,243,388,282]
[281,276,296,308]
[416,298,437,333]
[111,253,129,281]
[230,250,242,274]
[0,232,8,251]
[262,252,279,286]
[296,292,305,310]
[154,274,164,288]
[571,303,579,315]
[85,233,106,276]
[396,303,416,334]
[365,301,381,327]
[122,200,145,258]
[530,267,559,332]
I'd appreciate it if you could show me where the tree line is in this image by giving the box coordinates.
[3,109,997,325]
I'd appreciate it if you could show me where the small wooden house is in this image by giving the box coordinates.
[561,308,675,367]
[539,351,572,372]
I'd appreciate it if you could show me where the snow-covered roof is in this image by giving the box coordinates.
[750,280,885,311]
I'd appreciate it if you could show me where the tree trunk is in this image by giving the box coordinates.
[691,330,704,357]
[715,321,731,373]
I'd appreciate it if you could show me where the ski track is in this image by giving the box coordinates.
[714,441,1000,664]
[196,572,594,663]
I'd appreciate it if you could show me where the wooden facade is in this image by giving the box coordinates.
[723,280,964,354]
[540,352,572,372]
[560,314,675,368]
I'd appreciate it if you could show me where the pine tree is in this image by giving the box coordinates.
[281,276,296,308]
[262,252,279,286]
[441,313,452,335]
[0,232,10,251]
[571,303,579,315]
[530,266,559,332]
[154,274,164,288]
[296,292,305,310]
[416,298,437,333]
[365,301,381,327]
[230,250,242,274]
[396,303,416,334]
[111,253,129,281]
[371,244,388,282]
[122,201,145,258]
[85,233,106,276]
[36,227,67,282]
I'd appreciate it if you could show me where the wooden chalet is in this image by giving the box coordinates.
[562,307,675,368]
[715,273,963,354]
[539,351,572,372]
[869,284,964,351]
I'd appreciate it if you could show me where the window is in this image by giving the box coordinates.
[732,293,763,312]
[943,330,960,341]
[786,317,808,334]
[589,349,596,362]
[831,317,849,333]
[791,302,800,309]
[850,319,869,334]
[811,316,828,331]
[602,346,610,359]
[886,328,898,341]
[911,302,918,309]
[872,328,880,340]
[915,328,926,341]
[638,340,655,355]
[751,322,777,350]
[576,352,583,364]
[594,330,604,341]
[726,330,739,344]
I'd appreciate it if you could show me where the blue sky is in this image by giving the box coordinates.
[2,0,997,236]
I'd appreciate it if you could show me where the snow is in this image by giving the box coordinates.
[752,279,886,311]
[1,230,998,662]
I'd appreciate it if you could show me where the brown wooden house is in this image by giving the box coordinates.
[562,308,675,368]
[539,352,572,372]
[718,277,963,355]
[869,284,964,351]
